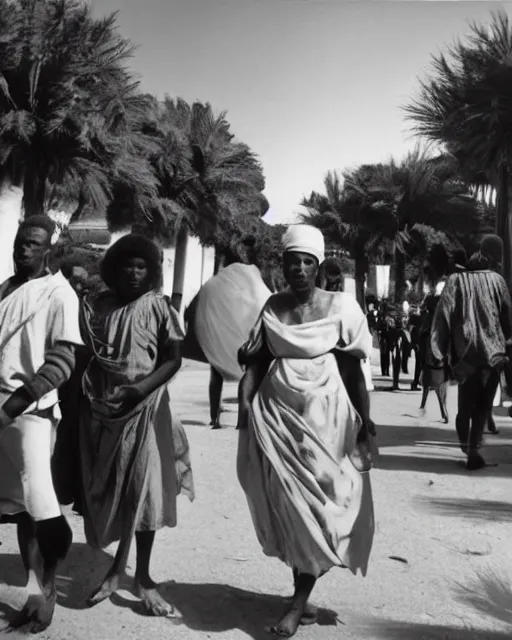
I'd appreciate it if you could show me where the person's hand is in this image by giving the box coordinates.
[110,384,145,405]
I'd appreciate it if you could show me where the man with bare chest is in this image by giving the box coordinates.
[0,215,82,632]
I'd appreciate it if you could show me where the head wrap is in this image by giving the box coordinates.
[281,224,325,264]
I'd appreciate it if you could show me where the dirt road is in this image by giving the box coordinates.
[1,357,511,640]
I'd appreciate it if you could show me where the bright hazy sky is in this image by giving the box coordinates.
[90,0,510,223]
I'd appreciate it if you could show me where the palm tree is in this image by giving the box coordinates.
[404,10,512,287]
[302,149,483,306]
[0,0,156,221]
[104,96,268,310]
[301,170,371,309]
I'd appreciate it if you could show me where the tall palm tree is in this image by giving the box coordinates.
[104,96,268,309]
[302,149,483,306]
[0,0,156,220]
[404,10,512,287]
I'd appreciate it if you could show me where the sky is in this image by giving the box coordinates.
[90,0,510,224]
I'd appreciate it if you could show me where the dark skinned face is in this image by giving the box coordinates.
[13,227,51,277]
[116,256,150,301]
[283,251,319,293]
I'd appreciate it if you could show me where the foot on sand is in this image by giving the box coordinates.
[88,574,121,606]
[7,589,56,634]
[300,603,318,625]
[135,578,175,617]
[268,606,305,637]
[466,453,486,471]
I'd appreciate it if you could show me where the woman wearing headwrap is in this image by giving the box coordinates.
[236,224,375,637]
[77,235,194,615]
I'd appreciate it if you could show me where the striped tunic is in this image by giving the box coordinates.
[429,269,512,382]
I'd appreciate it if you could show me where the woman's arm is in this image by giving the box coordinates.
[236,358,272,430]
[332,349,375,439]
[112,342,182,404]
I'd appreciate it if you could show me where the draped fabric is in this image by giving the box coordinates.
[237,292,374,578]
[430,270,512,382]
[192,263,271,381]
[78,291,194,550]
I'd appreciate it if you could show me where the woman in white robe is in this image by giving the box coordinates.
[236,225,375,637]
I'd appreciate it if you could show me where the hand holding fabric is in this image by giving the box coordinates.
[110,384,145,405]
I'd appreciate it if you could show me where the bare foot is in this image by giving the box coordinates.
[300,603,318,625]
[88,574,121,606]
[7,589,56,633]
[268,606,304,637]
[135,577,175,617]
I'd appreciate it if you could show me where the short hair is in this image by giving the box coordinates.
[18,215,56,245]
[100,234,163,290]
[481,234,503,264]
[320,257,343,276]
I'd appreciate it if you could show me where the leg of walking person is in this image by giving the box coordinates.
[467,369,500,470]
[485,373,500,435]
[455,375,478,455]
[209,366,224,429]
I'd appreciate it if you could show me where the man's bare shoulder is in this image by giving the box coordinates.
[266,290,293,314]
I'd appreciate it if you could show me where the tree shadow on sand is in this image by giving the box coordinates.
[453,565,512,627]
[415,496,512,523]
[372,423,512,477]
[356,618,510,639]
[110,581,339,640]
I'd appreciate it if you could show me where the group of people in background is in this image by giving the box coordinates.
[0,213,510,638]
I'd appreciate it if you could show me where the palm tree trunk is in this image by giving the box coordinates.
[496,163,512,290]
[394,250,406,304]
[22,167,48,217]
[0,179,23,282]
[171,227,189,313]
[354,253,368,312]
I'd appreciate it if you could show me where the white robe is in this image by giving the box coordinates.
[0,271,82,520]
[238,292,375,578]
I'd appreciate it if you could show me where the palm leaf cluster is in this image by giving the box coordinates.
[404,10,512,286]
[0,0,268,253]
[301,148,486,305]
[404,10,512,183]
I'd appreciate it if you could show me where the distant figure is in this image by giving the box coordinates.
[316,257,344,291]
[429,234,512,470]
[419,293,449,422]
[184,252,271,429]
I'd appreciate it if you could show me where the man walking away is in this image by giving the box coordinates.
[429,235,512,470]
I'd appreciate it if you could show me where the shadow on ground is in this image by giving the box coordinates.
[453,566,512,627]
[357,618,510,639]
[0,542,114,615]
[372,423,512,477]
[415,497,512,522]
[111,581,339,640]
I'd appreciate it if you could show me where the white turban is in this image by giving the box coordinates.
[281,224,325,264]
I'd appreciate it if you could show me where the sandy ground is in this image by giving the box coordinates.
[1,354,512,640]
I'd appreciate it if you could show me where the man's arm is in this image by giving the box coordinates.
[1,342,77,421]
[499,279,512,347]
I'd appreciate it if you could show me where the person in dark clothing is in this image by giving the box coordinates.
[429,235,512,470]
